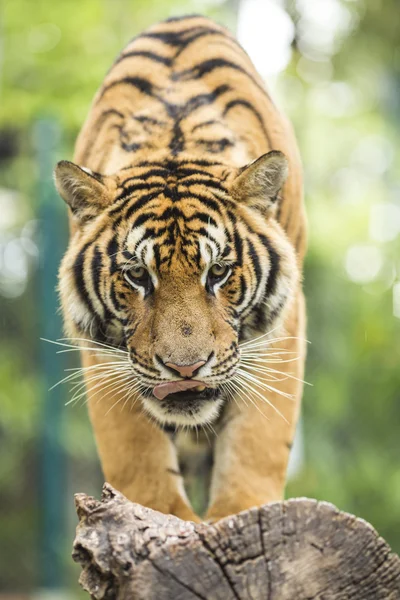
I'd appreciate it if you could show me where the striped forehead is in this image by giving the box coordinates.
[125,226,155,264]
[198,223,228,262]
[124,220,228,267]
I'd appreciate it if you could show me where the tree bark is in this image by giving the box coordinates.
[73,484,400,600]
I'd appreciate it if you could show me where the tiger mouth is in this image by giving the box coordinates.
[152,379,207,400]
[158,386,219,403]
[143,385,221,404]
[141,385,224,425]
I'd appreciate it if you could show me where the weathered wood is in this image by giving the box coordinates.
[73,484,400,600]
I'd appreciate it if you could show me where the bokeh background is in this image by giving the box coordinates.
[1,0,400,596]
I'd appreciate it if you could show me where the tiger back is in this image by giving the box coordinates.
[74,15,306,256]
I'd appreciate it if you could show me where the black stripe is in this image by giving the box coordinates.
[175,158,225,167]
[116,185,163,202]
[167,85,231,155]
[140,29,194,46]
[124,190,162,219]
[261,236,280,298]
[177,167,220,178]
[196,138,234,153]
[247,238,262,282]
[120,181,160,195]
[91,246,115,320]
[223,99,272,148]
[233,227,243,265]
[235,273,247,308]
[121,140,142,152]
[164,14,203,23]
[91,245,103,302]
[109,280,122,311]
[181,191,222,213]
[245,238,263,311]
[153,243,161,269]
[79,109,124,162]
[181,84,231,116]
[172,57,268,96]
[191,119,219,132]
[99,76,159,101]
[180,178,226,191]
[137,160,170,168]
[141,26,222,47]
[185,212,218,227]
[121,169,169,187]
[133,115,166,126]
[196,228,220,247]
[130,211,158,229]
[115,50,172,67]
[107,237,119,271]
[73,242,99,320]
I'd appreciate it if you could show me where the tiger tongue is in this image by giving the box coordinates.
[153,380,204,400]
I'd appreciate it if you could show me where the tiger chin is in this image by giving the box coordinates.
[55,15,307,523]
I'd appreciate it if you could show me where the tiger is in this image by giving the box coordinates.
[54,14,307,522]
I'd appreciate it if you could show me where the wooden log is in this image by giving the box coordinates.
[73,484,400,599]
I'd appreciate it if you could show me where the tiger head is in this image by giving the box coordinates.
[55,151,298,426]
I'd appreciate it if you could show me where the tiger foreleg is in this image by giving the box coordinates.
[205,296,306,521]
[82,352,201,522]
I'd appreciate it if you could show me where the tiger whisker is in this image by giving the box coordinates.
[240,348,297,355]
[232,374,289,423]
[237,368,294,398]
[227,379,270,422]
[68,367,129,397]
[240,359,298,366]
[239,352,298,360]
[238,325,282,348]
[55,350,125,362]
[120,381,143,412]
[66,369,132,397]
[65,361,130,374]
[50,361,131,390]
[201,423,211,446]
[42,337,128,356]
[67,366,132,394]
[236,369,294,401]
[224,379,249,408]
[59,337,129,354]
[68,371,136,407]
[239,335,307,350]
[56,348,126,360]
[204,420,217,437]
[239,360,310,387]
[238,368,288,382]
[105,381,143,416]
[221,380,242,410]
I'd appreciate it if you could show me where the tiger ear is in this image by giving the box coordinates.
[231,151,288,215]
[54,160,112,223]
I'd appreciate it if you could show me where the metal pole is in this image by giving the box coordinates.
[34,117,67,592]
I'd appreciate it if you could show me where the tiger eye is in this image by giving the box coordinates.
[130,266,146,279]
[210,263,228,278]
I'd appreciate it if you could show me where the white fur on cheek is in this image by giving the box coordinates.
[59,271,93,331]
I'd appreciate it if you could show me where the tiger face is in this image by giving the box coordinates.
[55,151,298,426]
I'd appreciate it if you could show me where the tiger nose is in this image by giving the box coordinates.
[164,360,206,378]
